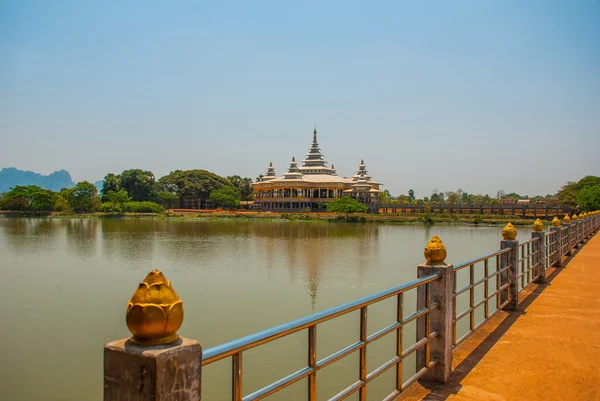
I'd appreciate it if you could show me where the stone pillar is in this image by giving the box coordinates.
[104,270,202,401]
[564,220,572,256]
[501,223,519,310]
[532,219,546,283]
[104,338,202,401]
[550,226,561,267]
[416,236,454,383]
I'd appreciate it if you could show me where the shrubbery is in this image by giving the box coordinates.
[122,201,164,213]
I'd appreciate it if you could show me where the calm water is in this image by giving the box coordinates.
[0,218,506,401]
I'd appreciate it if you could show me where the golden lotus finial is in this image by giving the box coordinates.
[563,214,571,223]
[551,216,561,227]
[126,270,184,346]
[533,219,544,232]
[424,235,447,264]
[572,214,579,221]
[502,223,517,240]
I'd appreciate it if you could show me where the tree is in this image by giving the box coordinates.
[228,175,254,201]
[380,189,394,203]
[101,173,121,201]
[576,185,600,211]
[408,189,415,202]
[62,181,98,212]
[155,191,180,209]
[326,197,368,218]
[119,169,155,202]
[0,185,55,211]
[104,190,131,212]
[157,170,233,207]
[558,176,600,205]
[208,186,241,209]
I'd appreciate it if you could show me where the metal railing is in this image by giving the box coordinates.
[451,249,511,348]
[560,226,570,256]
[202,274,441,401]
[546,231,559,268]
[518,237,542,290]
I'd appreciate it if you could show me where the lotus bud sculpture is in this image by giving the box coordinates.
[572,214,579,221]
[551,217,561,227]
[501,222,517,240]
[533,219,544,232]
[424,235,447,264]
[564,214,571,224]
[126,270,184,345]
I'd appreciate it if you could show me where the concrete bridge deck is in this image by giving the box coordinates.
[404,232,600,401]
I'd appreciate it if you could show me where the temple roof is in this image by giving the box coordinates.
[300,129,336,175]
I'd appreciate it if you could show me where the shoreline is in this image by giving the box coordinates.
[0,209,544,227]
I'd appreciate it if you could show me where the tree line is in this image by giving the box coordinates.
[377,176,600,211]
[0,169,256,212]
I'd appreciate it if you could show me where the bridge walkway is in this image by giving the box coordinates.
[403,232,600,401]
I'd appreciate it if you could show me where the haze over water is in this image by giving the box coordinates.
[0,218,505,400]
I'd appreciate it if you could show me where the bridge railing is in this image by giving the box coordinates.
[103,213,600,401]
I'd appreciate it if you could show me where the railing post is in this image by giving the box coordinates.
[104,270,202,401]
[416,236,454,383]
[500,223,519,310]
[550,217,562,267]
[532,219,546,283]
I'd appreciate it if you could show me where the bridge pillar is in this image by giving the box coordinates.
[532,219,546,283]
[501,223,519,310]
[416,236,454,383]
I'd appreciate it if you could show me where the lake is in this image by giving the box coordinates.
[0,218,507,400]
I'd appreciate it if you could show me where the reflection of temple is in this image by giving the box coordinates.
[253,129,383,211]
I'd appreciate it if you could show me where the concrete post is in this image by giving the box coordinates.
[550,227,561,267]
[416,236,454,383]
[573,220,580,248]
[416,262,454,383]
[532,230,546,283]
[104,338,202,401]
[500,239,519,310]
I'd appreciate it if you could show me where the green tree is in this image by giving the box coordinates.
[326,197,368,218]
[576,185,600,211]
[380,189,394,203]
[155,191,180,209]
[208,186,241,209]
[62,181,98,212]
[0,185,56,211]
[558,176,600,205]
[157,170,233,207]
[408,189,415,202]
[227,175,254,201]
[119,169,155,201]
[101,173,121,201]
[104,190,131,212]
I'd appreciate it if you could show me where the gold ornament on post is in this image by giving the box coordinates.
[502,222,517,240]
[551,217,561,227]
[126,270,184,346]
[533,219,544,232]
[572,214,579,221]
[424,235,447,264]
[564,214,571,223]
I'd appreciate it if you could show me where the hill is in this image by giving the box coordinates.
[0,168,75,192]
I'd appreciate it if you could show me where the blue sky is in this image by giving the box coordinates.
[1,1,599,198]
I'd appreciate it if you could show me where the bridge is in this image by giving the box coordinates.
[103,212,599,401]
[372,203,573,218]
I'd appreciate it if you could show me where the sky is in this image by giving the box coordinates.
[1,1,599,198]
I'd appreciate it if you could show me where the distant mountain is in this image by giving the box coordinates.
[0,168,76,192]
